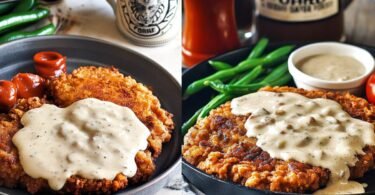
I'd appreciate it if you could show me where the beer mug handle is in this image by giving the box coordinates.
[106,0,116,12]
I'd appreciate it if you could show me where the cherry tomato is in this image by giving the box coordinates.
[33,51,67,78]
[0,80,17,112]
[366,73,375,104]
[11,73,45,99]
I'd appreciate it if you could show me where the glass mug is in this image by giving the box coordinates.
[106,0,180,47]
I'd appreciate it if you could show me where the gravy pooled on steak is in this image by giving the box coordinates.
[231,91,375,194]
[12,98,150,190]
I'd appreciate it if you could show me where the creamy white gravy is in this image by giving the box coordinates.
[231,91,375,194]
[12,98,150,190]
[297,54,365,81]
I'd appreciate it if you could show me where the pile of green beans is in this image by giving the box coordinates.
[0,0,55,44]
[182,38,294,135]
[183,44,294,98]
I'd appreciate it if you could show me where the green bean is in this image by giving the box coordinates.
[269,73,292,87]
[205,73,292,96]
[228,74,243,84]
[182,38,271,134]
[181,72,241,134]
[198,66,264,119]
[183,58,263,98]
[181,108,203,135]
[206,38,269,72]
[197,94,232,119]
[235,45,292,69]
[263,45,294,65]
[183,45,293,98]
[233,65,264,85]
[209,60,233,71]
[206,81,266,95]
[203,63,288,96]
[183,44,293,98]
[204,65,264,89]
[229,66,261,84]
[253,75,267,83]
[261,62,288,83]
[247,38,269,59]
[203,79,223,86]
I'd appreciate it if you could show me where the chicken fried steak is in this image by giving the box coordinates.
[0,66,174,194]
[183,86,375,193]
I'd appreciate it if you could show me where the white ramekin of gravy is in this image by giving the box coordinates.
[288,42,374,95]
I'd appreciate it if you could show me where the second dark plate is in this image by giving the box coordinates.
[182,43,375,195]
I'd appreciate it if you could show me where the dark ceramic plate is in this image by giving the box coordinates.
[182,43,375,195]
[0,35,181,195]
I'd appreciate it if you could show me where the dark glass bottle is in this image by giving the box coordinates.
[235,0,254,31]
[255,0,348,42]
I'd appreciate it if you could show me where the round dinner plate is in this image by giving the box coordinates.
[0,35,181,195]
[182,43,375,195]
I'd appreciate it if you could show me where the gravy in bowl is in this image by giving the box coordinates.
[297,54,365,82]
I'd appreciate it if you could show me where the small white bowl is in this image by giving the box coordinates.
[288,42,375,95]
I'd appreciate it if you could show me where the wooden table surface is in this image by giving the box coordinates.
[345,0,375,46]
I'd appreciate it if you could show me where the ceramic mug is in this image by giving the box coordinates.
[106,0,180,47]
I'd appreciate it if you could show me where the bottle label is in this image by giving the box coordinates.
[119,0,178,39]
[256,0,339,22]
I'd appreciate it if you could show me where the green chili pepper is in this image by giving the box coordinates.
[0,8,49,34]
[13,0,36,12]
[0,23,55,44]
[0,2,17,15]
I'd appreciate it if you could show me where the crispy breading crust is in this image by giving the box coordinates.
[0,67,174,194]
[48,66,174,157]
[183,86,375,193]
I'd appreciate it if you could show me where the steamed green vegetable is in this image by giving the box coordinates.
[182,38,295,135]
[204,63,291,95]
[209,60,233,71]
[182,38,275,135]
[183,45,294,98]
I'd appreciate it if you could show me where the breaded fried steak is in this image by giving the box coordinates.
[0,66,174,194]
[48,66,174,157]
[182,86,375,193]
